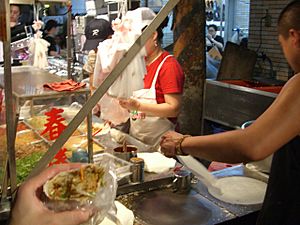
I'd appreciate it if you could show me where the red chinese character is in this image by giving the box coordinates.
[42,108,68,166]
[41,108,66,140]
[49,148,68,166]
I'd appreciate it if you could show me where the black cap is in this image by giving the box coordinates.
[44,19,58,32]
[82,19,114,51]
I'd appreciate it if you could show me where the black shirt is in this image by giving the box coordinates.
[207,35,224,53]
[256,135,300,225]
[43,35,57,56]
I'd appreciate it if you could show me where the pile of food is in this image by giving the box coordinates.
[44,165,105,201]
[78,122,110,136]
[16,151,45,183]
[0,128,49,183]
[25,116,50,130]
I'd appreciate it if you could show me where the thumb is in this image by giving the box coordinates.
[53,210,92,225]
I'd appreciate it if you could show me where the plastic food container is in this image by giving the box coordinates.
[93,153,132,181]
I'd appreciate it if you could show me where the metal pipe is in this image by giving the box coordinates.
[67,1,72,79]
[3,0,17,199]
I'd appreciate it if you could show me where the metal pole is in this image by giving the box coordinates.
[220,0,223,37]
[28,0,181,178]
[67,1,72,79]
[3,0,17,198]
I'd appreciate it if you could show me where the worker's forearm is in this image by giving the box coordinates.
[181,130,253,163]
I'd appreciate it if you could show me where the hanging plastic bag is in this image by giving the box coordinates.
[93,7,156,99]
[28,20,49,69]
[92,7,157,124]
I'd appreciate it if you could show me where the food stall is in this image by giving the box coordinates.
[0,0,272,224]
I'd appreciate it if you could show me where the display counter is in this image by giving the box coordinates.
[202,79,282,133]
[0,66,93,196]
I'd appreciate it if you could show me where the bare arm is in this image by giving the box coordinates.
[161,75,300,163]
[210,38,223,50]
[119,93,182,118]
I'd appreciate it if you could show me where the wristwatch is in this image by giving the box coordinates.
[175,135,191,156]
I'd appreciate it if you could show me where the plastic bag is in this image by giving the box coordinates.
[93,19,146,99]
[29,20,49,69]
[93,8,157,99]
[99,94,129,125]
[43,161,117,225]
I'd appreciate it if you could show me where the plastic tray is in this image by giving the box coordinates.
[93,153,132,181]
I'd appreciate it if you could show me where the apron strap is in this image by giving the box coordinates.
[150,54,173,90]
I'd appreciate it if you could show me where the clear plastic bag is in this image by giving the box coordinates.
[92,8,157,99]
[99,94,129,126]
[43,161,118,225]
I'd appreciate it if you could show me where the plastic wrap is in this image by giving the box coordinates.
[43,162,117,225]
[99,94,129,125]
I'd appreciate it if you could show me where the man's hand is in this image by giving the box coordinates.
[160,131,184,157]
[10,164,93,225]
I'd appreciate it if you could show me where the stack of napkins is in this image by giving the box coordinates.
[137,152,177,173]
[100,201,134,225]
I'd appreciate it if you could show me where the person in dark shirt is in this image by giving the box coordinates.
[10,4,21,28]
[43,20,60,56]
[206,24,224,79]
[161,1,300,224]
[206,24,224,53]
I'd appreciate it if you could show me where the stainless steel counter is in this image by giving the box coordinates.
[116,164,267,225]
[202,79,279,133]
[0,66,89,100]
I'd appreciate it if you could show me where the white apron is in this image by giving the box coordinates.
[129,55,175,147]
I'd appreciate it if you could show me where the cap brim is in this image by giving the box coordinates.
[82,38,105,51]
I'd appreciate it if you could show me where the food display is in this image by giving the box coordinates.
[16,140,48,160]
[16,130,41,145]
[17,122,29,132]
[16,151,45,183]
[41,129,82,142]
[0,122,29,134]
[25,116,50,130]
[78,122,110,136]
[44,165,105,201]
[0,130,46,159]
[64,136,105,154]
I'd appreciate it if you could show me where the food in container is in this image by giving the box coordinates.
[78,122,110,136]
[63,136,105,158]
[16,122,29,131]
[0,130,46,160]
[44,165,105,201]
[25,116,49,130]
[16,140,48,159]
[41,129,82,142]
[16,151,45,183]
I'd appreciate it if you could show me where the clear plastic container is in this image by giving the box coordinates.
[93,153,132,181]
